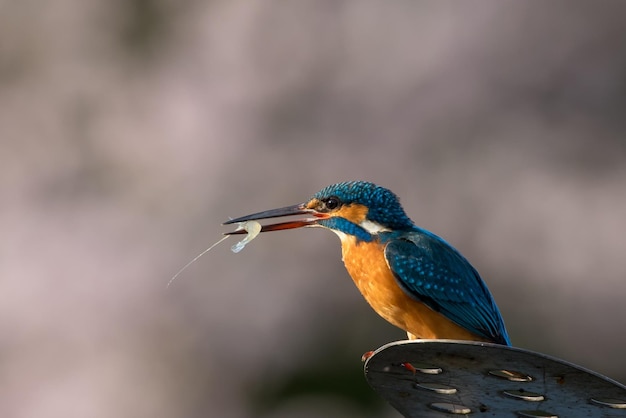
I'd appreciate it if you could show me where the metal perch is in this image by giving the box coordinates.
[364,340,626,417]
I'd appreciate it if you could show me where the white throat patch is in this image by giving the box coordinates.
[359,220,391,235]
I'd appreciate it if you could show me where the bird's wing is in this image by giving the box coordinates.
[384,232,510,345]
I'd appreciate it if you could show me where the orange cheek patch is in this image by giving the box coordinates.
[336,204,369,224]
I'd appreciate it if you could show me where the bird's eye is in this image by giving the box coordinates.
[324,196,340,210]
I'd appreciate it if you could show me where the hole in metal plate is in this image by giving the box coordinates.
[393,362,443,374]
[414,382,457,394]
[590,397,626,408]
[392,362,443,374]
[489,369,533,382]
[430,402,472,414]
[409,363,443,375]
[517,410,558,418]
[503,389,545,402]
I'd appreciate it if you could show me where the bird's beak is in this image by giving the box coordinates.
[223,203,328,235]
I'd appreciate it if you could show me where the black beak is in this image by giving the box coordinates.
[223,203,325,235]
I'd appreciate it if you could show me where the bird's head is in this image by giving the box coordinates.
[224,181,415,242]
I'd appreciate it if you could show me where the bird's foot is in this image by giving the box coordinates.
[400,362,417,374]
[361,351,374,362]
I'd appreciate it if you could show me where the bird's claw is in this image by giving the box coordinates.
[401,362,417,375]
[361,350,374,362]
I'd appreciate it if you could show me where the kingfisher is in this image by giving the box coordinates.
[224,181,510,346]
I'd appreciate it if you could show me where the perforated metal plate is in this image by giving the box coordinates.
[364,340,626,417]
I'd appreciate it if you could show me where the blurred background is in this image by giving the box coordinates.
[2,1,626,417]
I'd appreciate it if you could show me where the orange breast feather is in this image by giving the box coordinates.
[340,236,487,341]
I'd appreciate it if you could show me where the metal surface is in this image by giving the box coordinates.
[364,340,626,417]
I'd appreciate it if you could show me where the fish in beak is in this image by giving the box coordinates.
[223,203,329,235]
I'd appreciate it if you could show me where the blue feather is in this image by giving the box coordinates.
[383,230,511,345]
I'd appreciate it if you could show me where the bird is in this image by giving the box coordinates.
[224,181,510,346]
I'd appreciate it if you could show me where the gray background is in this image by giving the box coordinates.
[2,1,626,417]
